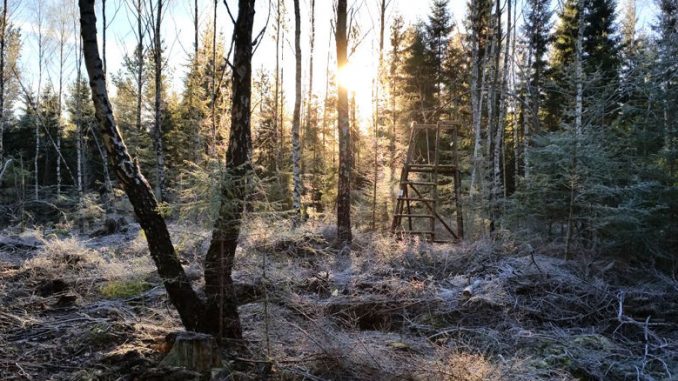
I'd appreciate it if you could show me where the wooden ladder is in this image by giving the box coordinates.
[391,121,464,242]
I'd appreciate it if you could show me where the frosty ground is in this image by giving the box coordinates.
[0,219,676,380]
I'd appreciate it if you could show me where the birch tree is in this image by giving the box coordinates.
[468,0,491,193]
[148,0,166,201]
[33,0,46,200]
[78,0,257,339]
[51,1,71,196]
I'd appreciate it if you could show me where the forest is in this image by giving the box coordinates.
[0,0,677,379]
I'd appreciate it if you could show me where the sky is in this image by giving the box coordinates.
[8,0,660,125]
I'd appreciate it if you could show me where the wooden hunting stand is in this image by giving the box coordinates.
[391,121,464,242]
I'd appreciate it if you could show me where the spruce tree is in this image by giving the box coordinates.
[425,0,453,112]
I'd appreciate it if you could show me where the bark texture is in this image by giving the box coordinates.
[79,0,206,331]
[292,0,302,223]
[336,0,352,244]
[202,0,256,340]
[152,0,166,201]
[0,0,6,164]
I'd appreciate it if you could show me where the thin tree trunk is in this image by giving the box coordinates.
[371,0,386,231]
[336,0,351,244]
[136,0,143,133]
[291,0,302,224]
[102,0,106,74]
[470,2,488,194]
[194,0,199,57]
[202,0,256,340]
[100,0,112,208]
[76,45,84,224]
[566,0,585,259]
[280,29,285,159]
[57,18,65,196]
[524,49,532,182]
[153,0,165,202]
[210,0,217,156]
[493,0,511,220]
[273,0,281,171]
[35,3,44,200]
[305,0,315,194]
[0,0,6,165]
[322,28,331,171]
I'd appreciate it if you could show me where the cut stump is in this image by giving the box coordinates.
[160,331,222,372]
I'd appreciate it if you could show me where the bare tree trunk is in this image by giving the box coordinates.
[280,30,285,159]
[371,0,386,231]
[152,0,165,202]
[291,0,302,224]
[210,0,217,156]
[102,0,106,74]
[34,2,44,200]
[322,28,331,171]
[100,0,112,208]
[202,0,256,340]
[76,51,83,210]
[469,2,488,194]
[57,14,65,196]
[305,0,315,196]
[493,0,511,219]
[0,0,6,166]
[336,0,351,244]
[191,0,201,163]
[509,1,519,189]
[136,0,143,134]
[524,49,532,182]
[194,0,199,57]
[566,0,585,259]
[79,0,208,333]
[273,0,281,171]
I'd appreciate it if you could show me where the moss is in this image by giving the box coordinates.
[99,278,152,298]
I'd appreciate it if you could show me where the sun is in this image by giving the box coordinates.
[336,58,376,132]
[337,59,374,93]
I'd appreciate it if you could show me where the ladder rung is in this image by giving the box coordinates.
[394,214,435,218]
[401,181,436,186]
[398,198,435,202]
[397,231,434,235]
[408,164,456,169]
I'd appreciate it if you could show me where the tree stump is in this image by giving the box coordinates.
[159,331,222,372]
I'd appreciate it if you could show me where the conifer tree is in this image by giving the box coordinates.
[522,0,551,179]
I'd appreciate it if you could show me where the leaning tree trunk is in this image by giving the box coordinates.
[291,0,302,224]
[80,0,256,340]
[79,0,206,331]
[202,0,256,340]
[335,0,352,244]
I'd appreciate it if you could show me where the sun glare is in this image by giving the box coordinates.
[337,59,375,132]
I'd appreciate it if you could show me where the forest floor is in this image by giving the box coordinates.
[0,218,677,380]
